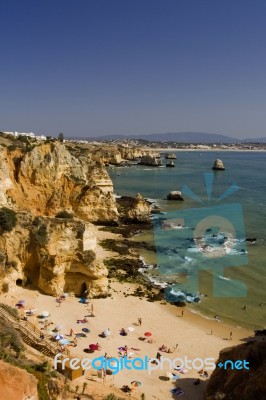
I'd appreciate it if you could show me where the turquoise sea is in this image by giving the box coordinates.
[109,151,266,330]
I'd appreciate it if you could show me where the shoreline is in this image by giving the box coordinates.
[141,147,266,152]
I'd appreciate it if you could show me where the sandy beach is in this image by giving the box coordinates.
[0,278,252,400]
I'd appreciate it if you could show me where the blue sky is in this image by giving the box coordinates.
[1,0,266,138]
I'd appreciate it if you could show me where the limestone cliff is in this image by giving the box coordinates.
[0,212,108,297]
[0,360,38,400]
[90,144,160,165]
[0,142,118,223]
[116,193,152,223]
[205,340,266,400]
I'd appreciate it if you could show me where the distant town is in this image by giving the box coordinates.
[1,131,266,151]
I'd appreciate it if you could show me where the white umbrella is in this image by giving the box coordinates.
[127,327,135,332]
[41,311,50,317]
[54,334,64,340]
[103,329,111,336]
[55,324,63,331]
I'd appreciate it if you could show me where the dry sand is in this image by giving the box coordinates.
[0,280,251,400]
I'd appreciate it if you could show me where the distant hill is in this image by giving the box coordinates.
[68,131,266,144]
[82,131,240,143]
[242,137,266,143]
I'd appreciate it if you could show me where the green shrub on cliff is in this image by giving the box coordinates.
[0,207,17,233]
[34,224,49,245]
[55,211,73,219]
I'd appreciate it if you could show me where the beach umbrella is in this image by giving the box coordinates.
[103,329,111,336]
[118,346,126,351]
[54,334,64,340]
[63,293,68,298]
[41,311,50,317]
[55,324,63,331]
[144,332,152,337]
[18,299,26,304]
[131,381,141,387]
[89,344,99,350]
[127,327,135,332]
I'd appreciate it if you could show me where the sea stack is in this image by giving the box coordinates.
[165,153,177,159]
[212,159,225,170]
[167,191,184,201]
[166,160,175,167]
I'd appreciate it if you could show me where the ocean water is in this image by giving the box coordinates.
[109,151,266,330]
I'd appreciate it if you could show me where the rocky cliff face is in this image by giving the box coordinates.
[0,142,118,297]
[90,144,160,165]
[205,340,266,400]
[0,360,38,400]
[0,142,118,223]
[0,212,108,297]
[116,193,152,223]
[0,142,152,297]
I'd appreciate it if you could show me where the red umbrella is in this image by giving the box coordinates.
[89,344,99,350]
[144,332,152,337]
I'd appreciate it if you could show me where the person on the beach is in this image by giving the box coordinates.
[156,352,161,360]
[91,304,95,316]
[167,348,172,353]
[229,331,232,340]
[243,304,247,310]
[138,317,142,326]
[181,310,184,317]
[70,328,74,336]
[124,345,128,356]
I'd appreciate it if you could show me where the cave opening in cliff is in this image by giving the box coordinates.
[16,279,23,286]
[81,282,87,297]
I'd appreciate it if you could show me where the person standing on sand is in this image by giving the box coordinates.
[229,332,232,340]
[181,310,184,317]
[138,317,142,326]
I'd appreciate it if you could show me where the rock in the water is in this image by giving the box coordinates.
[167,191,184,201]
[212,159,225,170]
[116,193,151,223]
[166,160,175,167]
[139,155,163,166]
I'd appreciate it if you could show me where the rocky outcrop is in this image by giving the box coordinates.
[165,153,177,159]
[0,143,118,223]
[0,360,38,400]
[167,191,184,200]
[166,160,175,167]
[212,159,225,170]
[116,193,152,223]
[205,340,266,400]
[90,145,160,165]
[0,212,108,297]
[139,155,163,166]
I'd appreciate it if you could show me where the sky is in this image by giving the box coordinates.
[1,0,266,139]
